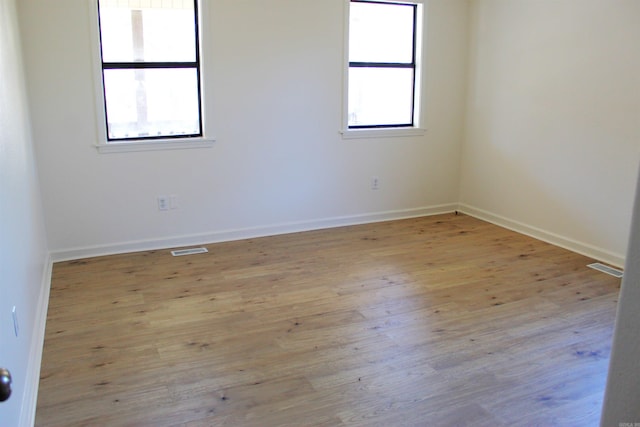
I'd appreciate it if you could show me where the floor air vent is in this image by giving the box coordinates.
[171,247,208,257]
[587,263,623,278]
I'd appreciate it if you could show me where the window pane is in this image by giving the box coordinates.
[103,68,200,140]
[348,67,414,127]
[99,0,196,62]
[349,2,415,64]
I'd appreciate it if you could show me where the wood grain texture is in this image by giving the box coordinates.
[35,214,620,426]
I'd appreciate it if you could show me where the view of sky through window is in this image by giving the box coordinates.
[348,1,416,128]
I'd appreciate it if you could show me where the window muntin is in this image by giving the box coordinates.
[347,0,418,129]
[97,0,202,142]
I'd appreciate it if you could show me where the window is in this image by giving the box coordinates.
[96,0,203,143]
[344,0,424,137]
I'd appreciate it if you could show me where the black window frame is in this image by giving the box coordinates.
[96,0,203,142]
[348,0,418,129]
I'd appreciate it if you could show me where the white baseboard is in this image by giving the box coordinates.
[49,201,626,266]
[51,204,458,262]
[20,254,53,427]
[458,203,625,269]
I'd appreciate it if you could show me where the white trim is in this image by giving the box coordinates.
[413,0,426,127]
[95,137,214,153]
[88,0,215,151]
[88,0,109,145]
[457,203,625,269]
[19,254,53,427]
[341,0,350,131]
[340,127,426,139]
[197,0,213,141]
[50,204,458,261]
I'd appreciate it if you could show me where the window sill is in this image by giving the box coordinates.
[95,137,215,154]
[340,127,426,140]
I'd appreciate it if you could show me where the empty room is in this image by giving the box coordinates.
[1,0,639,426]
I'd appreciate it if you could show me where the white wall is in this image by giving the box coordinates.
[0,0,51,425]
[18,0,470,259]
[460,0,640,267]
[602,168,640,425]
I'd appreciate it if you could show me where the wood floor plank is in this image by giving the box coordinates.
[35,214,621,426]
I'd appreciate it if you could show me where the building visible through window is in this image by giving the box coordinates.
[97,0,202,141]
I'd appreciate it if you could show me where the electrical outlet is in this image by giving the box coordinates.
[371,176,380,190]
[157,196,169,211]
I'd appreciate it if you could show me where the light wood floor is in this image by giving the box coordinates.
[36,214,621,426]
